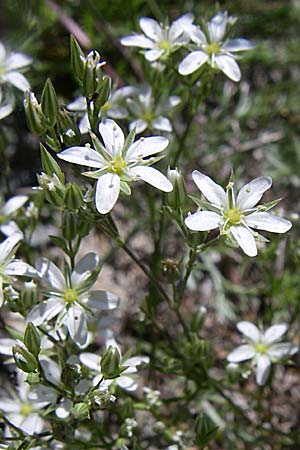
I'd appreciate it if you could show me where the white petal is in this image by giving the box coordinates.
[178,51,208,75]
[58,146,104,168]
[224,38,255,52]
[124,356,149,367]
[192,170,227,206]
[6,52,32,70]
[16,413,44,435]
[227,344,256,362]
[0,103,13,120]
[129,166,173,192]
[95,173,120,214]
[66,306,88,347]
[56,399,72,419]
[0,398,21,413]
[245,212,292,233]
[230,225,257,257]
[139,17,162,41]
[3,195,27,216]
[67,96,86,111]
[144,49,164,62]
[215,55,241,82]
[263,324,287,344]
[5,260,36,277]
[86,291,120,310]
[0,233,21,264]
[99,119,124,156]
[79,352,101,371]
[190,27,207,45]
[27,298,64,326]
[36,258,66,290]
[267,343,297,359]
[71,252,99,287]
[117,376,138,391]
[0,43,6,61]
[0,338,15,355]
[126,136,169,161]
[255,355,271,385]
[208,12,227,42]
[78,113,90,134]
[39,356,61,385]
[129,119,147,134]
[121,34,154,49]
[237,321,261,342]
[185,211,220,231]
[4,71,30,91]
[152,116,172,132]
[237,176,272,209]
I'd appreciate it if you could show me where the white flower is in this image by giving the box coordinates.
[57,118,173,214]
[0,87,14,120]
[178,11,254,81]
[227,321,297,385]
[27,253,120,348]
[0,42,32,92]
[80,351,149,392]
[184,171,292,257]
[0,233,36,306]
[68,85,136,134]
[121,14,194,62]
[0,371,56,435]
[0,194,28,236]
[127,84,180,134]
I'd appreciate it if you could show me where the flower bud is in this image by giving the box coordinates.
[37,172,65,207]
[13,344,38,373]
[94,76,111,110]
[72,402,90,420]
[166,168,187,209]
[70,35,85,84]
[190,306,207,332]
[194,414,219,449]
[82,50,106,97]
[24,322,41,357]
[21,281,38,310]
[41,78,59,127]
[64,183,83,211]
[57,109,81,146]
[61,210,78,241]
[100,346,122,379]
[40,144,64,183]
[24,91,47,135]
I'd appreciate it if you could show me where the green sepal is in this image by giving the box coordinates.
[41,78,59,127]
[40,144,65,183]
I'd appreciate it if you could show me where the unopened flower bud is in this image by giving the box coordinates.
[64,183,83,211]
[13,344,38,373]
[167,168,187,209]
[61,210,78,241]
[24,91,47,135]
[94,76,111,110]
[41,78,59,127]
[21,280,38,309]
[58,109,81,146]
[24,322,41,357]
[72,402,90,420]
[70,35,85,84]
[82,50,106,97]
[194,414,219,448]
[100,346,122,379]
[40,144,64,182]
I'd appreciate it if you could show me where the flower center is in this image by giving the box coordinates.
[158,39,170,51]
[142,109,154,123]
[108,155,127,176]
[101,101,111,114]
[206,42,221,55]
[20,402,33,416]
[224,207,242,225]
[63,288,78,304]
[254,343,268,354]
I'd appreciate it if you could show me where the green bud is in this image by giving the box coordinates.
[167,167,187,209]
[24,323,41,357]
[100,346,123,379]
[72,402,90,420]
[41,78,59,127]
[89,389,116,409]
[82,50,106,97]
[121,398,134,419]
[37,172,65,207]
[70,35,85,85]
[20,281,38,310]
[190,306,207,332]
[61,210,78,241]
[13,344,38,373]
[57,109,81,146]
[161,258,180,284]
[26,372,40,385]
[24,91,47,135]
[194,414,219,449]
[77,215,94,238]
[41,144,64,183]
[94,76,111,110]
[64,183,83,211]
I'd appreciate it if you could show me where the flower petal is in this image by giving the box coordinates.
[263,324,287,344]
[36,258,66,290]
[192,170,227,206]
[152,116,172,132]
[255,354,271,385]
[178,51,208,75]
[230,225,257,257]
[144,49,164,61]
[67,96,86,111]
[236,176,272,210]
[5,260,36,277]
[71,253,100,288]
[227,344,256,362]
[267,343,297,359]
[0,103,13,120]
[121,34,154,49]
[66,306,88,347]
[126,136,169,161]
[95,173,120,214]
[86,291,120,310]
[0,233,22,264]
[79,352,101,371]
[27,298,64,326]
[58,146,105,168]
[244,212,292,233]
[237,321,261,342]
[4,71,30,91]
[215,55,241,82]
[139,17,162,41]
[185,211,220,231]
[2,195,28,216]
[99,119,124,157]
[129,166,173,192]
[5,52,32,70]
[117,376,138,391]
[208,12,227,42]
[224,38,255,52]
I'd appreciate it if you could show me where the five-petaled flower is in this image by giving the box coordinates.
[27,253,120,348]
[58,118,173,214]
[121,14,195,62]
[0,41,32,92]
[227,321,297,385]
[178,11,254,81]
[184,171,292,257]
